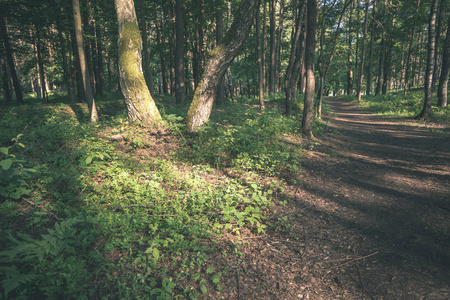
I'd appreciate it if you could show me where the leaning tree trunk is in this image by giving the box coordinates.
[417,0,438,119]
[437,13,450,107]
[302,0,317,137]
[73,0,98,122]
[1,58,13,103]
[115,0,162,127]
[0,15,24,104]
[185,0,261,132]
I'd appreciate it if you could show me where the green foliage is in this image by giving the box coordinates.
[0,95,310,299]
[0,134,36,200]
[0,217,100,299]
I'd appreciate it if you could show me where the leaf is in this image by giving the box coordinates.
[85,156,93,165]
[152,248,160,261]
[0,159,13,170]
[0,147,8,155]
[200,286,207,294]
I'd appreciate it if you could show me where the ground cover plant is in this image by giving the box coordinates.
[0,93,311,299]
[357,91,450,125]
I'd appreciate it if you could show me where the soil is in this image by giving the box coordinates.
[209,98,450,299]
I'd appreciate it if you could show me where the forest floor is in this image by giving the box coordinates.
[211,97,450,299]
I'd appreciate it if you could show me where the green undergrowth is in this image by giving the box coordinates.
[357,91,450,124]
[0,95,311,299]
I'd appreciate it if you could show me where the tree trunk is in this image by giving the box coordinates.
[437,14,450,107]
[0,16,24,104]
[136,0,153,95]
[185,0,261,132]
[215,0,225,105]
[284,0,305,116]
[56,15,76,103]
[302,0,317,137]
[269,0,276,95]
[366,0,377,95]
[1,58,12,103]
[35,25,48,103]
[356,0,369,102]
[347,1,353,95]
[403,0,420,96]
[417,0,439,119]
[114,0,162,127]
[73,0,98,122]
[175,0,186,104]
[95,22,105,97]
[432,0,447,94]
[262,1,268,93]
[256,3,265,109]
[276,0,285,92]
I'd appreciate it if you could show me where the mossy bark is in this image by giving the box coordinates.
[115,0,161,127]
[185,0,261,132]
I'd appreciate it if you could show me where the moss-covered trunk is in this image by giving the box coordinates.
[115,0,161,127]
[185,0,261,132]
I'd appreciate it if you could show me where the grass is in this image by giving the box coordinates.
[0,92,311,299]
[357,91,450,124]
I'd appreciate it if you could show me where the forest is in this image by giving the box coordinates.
[1,0,449,299]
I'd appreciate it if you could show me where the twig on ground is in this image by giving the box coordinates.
[330,251,379,269]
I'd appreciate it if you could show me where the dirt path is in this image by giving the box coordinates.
[290,98,450,299]
[216,97,450,299]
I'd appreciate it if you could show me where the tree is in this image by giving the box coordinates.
[175,0,186,104]
[417,0,438,120]
[73,0,98,122]
[0,15,24,104]
[437,13,450,107]
[356,0,369,102]
[185,0,261,132]
[256,3,265,110]
[285,0,306,116]
[366,0,377,95]
[302,0,317,137]
[269,0,276,95]
[115,0,162,127]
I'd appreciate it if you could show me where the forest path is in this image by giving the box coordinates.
[290,97,450,299]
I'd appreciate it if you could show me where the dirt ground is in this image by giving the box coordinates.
[210,98,450,299]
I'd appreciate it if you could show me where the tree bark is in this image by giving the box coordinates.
[185,0,261,132]
[366,0,377,95]
[432,0,447,94]
[1,58,12,103]
[215,0,225,105]
[403,0,420,96]
[136,0,153,95]
[35,25,48,103]
[276,0,285,92]
[73,0,98,122]
[347,1,354,95]
[115,0,162,127]
[175,0,186,104]
[285,0,306,116]
[417,0,439,119]
[0,16,24,104]
[356,0,369,102]
[437,14,450,107]
[256,3,265,109]
[269,0,276,95]
[302,0,317,137]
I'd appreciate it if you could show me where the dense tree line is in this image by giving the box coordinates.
[0,0,448,132]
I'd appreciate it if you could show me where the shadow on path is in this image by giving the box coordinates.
[291,97,450,299]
